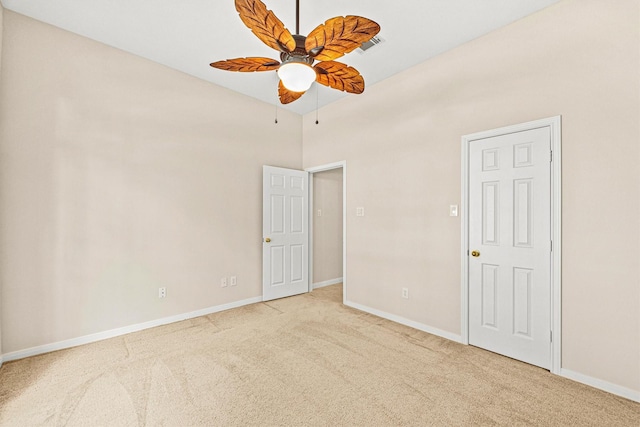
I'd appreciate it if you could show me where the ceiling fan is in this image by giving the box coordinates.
[210,0,380,104]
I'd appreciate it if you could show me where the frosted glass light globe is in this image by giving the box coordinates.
[278,62,316,92]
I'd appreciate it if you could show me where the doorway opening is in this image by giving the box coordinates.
[306,162,347,304]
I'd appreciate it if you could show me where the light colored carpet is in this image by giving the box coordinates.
[0,284,638,426]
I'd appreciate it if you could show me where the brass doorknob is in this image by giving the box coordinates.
[471,250,480,257]
[265,238,271,243]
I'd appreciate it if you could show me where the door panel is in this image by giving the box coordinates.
[469,127,551,369]
[513,267,533,338]
[270,246,285,286]
[514,179,533,247]
[482,181,500,245]
[263,166,309,301]
[481,264,499,328]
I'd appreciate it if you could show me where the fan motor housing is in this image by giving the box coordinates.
[280,34,314,66]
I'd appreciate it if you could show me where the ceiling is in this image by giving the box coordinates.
[1,0,561,115]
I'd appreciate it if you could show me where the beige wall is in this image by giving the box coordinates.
[0,3,4,360]
[0,11,302,353]
[303,0,640,392]
[0,0,638,397]
[312,168,343,284]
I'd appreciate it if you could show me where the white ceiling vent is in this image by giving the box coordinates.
[358,36,384,53]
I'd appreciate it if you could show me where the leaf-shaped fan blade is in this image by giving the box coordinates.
[278,81,306,104]
[235,0,296,52]
[314,61,364,94]
[210,57,280,72]
[305,16,380,61]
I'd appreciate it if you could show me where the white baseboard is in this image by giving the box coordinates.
[344,301,640,402]
[560,368,640,403]
[1,296,262,363]
[3,295,638,404]
[344,300,463,343]
[312,277,343,289]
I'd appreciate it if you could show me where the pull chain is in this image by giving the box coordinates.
[275,103,278,124]
[315,84,319,125]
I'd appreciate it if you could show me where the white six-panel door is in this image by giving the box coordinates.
[263,166,309,301]
[468,127,551,369]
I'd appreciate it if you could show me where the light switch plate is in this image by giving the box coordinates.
[449,205,459,217]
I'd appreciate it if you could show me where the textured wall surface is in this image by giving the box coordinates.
[0,3,4,361]
[1,0,638,396]
[312,168,343,284]
[303,0,639,392]
[0,11,302,353]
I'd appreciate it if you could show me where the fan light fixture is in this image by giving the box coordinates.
[210,0,380,105]
[278,62,316,92]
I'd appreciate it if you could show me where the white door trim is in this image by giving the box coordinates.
[305,161,347,304]
[461,116,562,374]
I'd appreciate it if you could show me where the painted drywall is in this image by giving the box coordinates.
[0,11,302,354]
[303,0,640,393]
[312,169,343,284]
[1,0,638,400]
[0,3,4,362]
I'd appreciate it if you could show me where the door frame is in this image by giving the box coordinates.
[460,116,562,374]
[305,161,347,304]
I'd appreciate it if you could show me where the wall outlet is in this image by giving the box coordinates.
[356,207,365,217]
[317,209,322,217]
[221,277,227,288]
[402,288,409,299]
[230,276,237,286]
[158,287,167,298]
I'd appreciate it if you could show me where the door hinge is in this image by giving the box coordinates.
[550,331,553,342]
[551,240,553,251]
[550,150,553,162]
